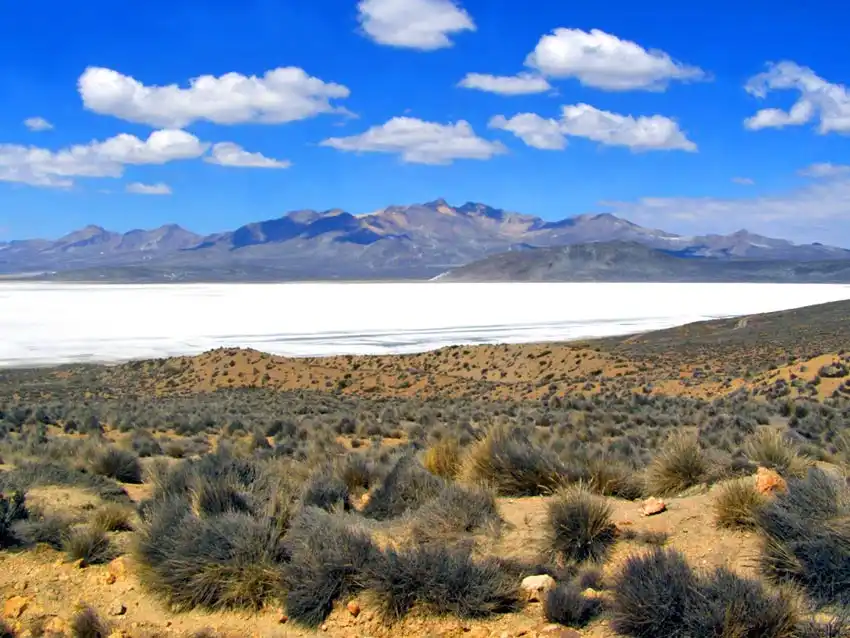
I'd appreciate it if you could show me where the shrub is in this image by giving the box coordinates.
[745,428,809,477]
[755,468,850,605]
[611,548,798,638]
[70,605,110,638]
[63,526,114,565]
[89,447,143,484]
[409,483,501,546]
[610,548,697,637]
[90,504,134,533]
[362,454,443,521]
[283,508,377,626]
[583,457,644,500]
[545,486,617,566]
[366,544,518,621]
[423,438,462,480]
[645,433,708,496]
[713,478,765,530]
[544,582,601,627]
[135,497,288,611]
[0,491,28,548]
[462,426,570,496]
[301,470,351,512]
[13,513,72,549]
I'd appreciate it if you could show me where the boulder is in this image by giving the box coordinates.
[641,497,667,516]
[521,575,556,602]
[755,467,787,495]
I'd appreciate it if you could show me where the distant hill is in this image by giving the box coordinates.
[3,199,850,282]
[437,241,850,283]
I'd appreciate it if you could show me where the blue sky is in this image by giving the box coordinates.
[2,0,849,244]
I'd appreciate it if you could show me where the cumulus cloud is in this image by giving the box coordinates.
[457,72,551,95]
[732,177,755,185]
[205,142,291,168]
[601,176,850,244]
[0,130,206,188]
[744,61,850,134]
[490,104,696,152]
[321,116,505,164]
[78,66,351,128]
[524,28,705,91]
[799,162,850,178]
[357,0,474,50]
[24,117,53,132]
[126,182,172,195]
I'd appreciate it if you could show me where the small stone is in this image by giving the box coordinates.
[755,467,787,495]
[104,574,117,585]
[108,557,131,579]
[73,558,87,569]
[641,497,667,516]
[347,600,361,617]
[3,595,29,619]
[582,587,603,599]
[108,602,127,616]
[14,581,28,592]
[278,612,289,624]
[44,617,68,634]
[520,574,556,602]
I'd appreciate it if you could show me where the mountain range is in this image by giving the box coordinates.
[3,199,850,282]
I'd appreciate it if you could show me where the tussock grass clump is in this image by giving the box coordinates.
[423,437,462,480]
[462,426,569,496]
[134,453,295,611]
[70,605,110,638]
[362,454,443,521]
[366,545,519,621]
[745,428,809,477]
[583,458,644,500]
[300,469,351,512]
[13,512,72,549]
[283,507,377,627]
[756,468,850,605]
[63,526,114,565]
[0,491,28,548]
[409,483,501,547]
[0,462,128,502]
[90,503,134,533]
[545,486,617,566]
[611,548,798,638]
[544,582,601,627]
[713,478,766,530]
[645,433,708,497]
[89,446,143,484]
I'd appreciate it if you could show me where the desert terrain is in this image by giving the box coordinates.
[1,298,850,637]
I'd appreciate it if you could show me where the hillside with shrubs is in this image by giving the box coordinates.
[0,299,849,637]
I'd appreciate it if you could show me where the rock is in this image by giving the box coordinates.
[44,617,68,635]
[641,497,667,516]
[582,587,602,599]
[104,574,117,585]
[521,575,556,602]
[108,602,127,616]
[756,467,787,495]
[3,596,29,619]
[73,558,87,569]
[14,582,28,592]
[321,624,328,632]
[108,557,131,580]
[347,600,361,617]
[278,612,289,624]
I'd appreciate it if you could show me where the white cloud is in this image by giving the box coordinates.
[0,130,206,188]
[205,142,291,168]
[488,113,567,150]
[126,182,172,195]
[357,0,474,50]
[799,162,850,178]
[457,72,551,95]
[601,175,850,244]
[524,28,705,91]
[321,117,505,164]
[732,177,755,185]
[490,104,696,152]
[24,117,53,132]
[78,66,351,128]
[744,61,850,134]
